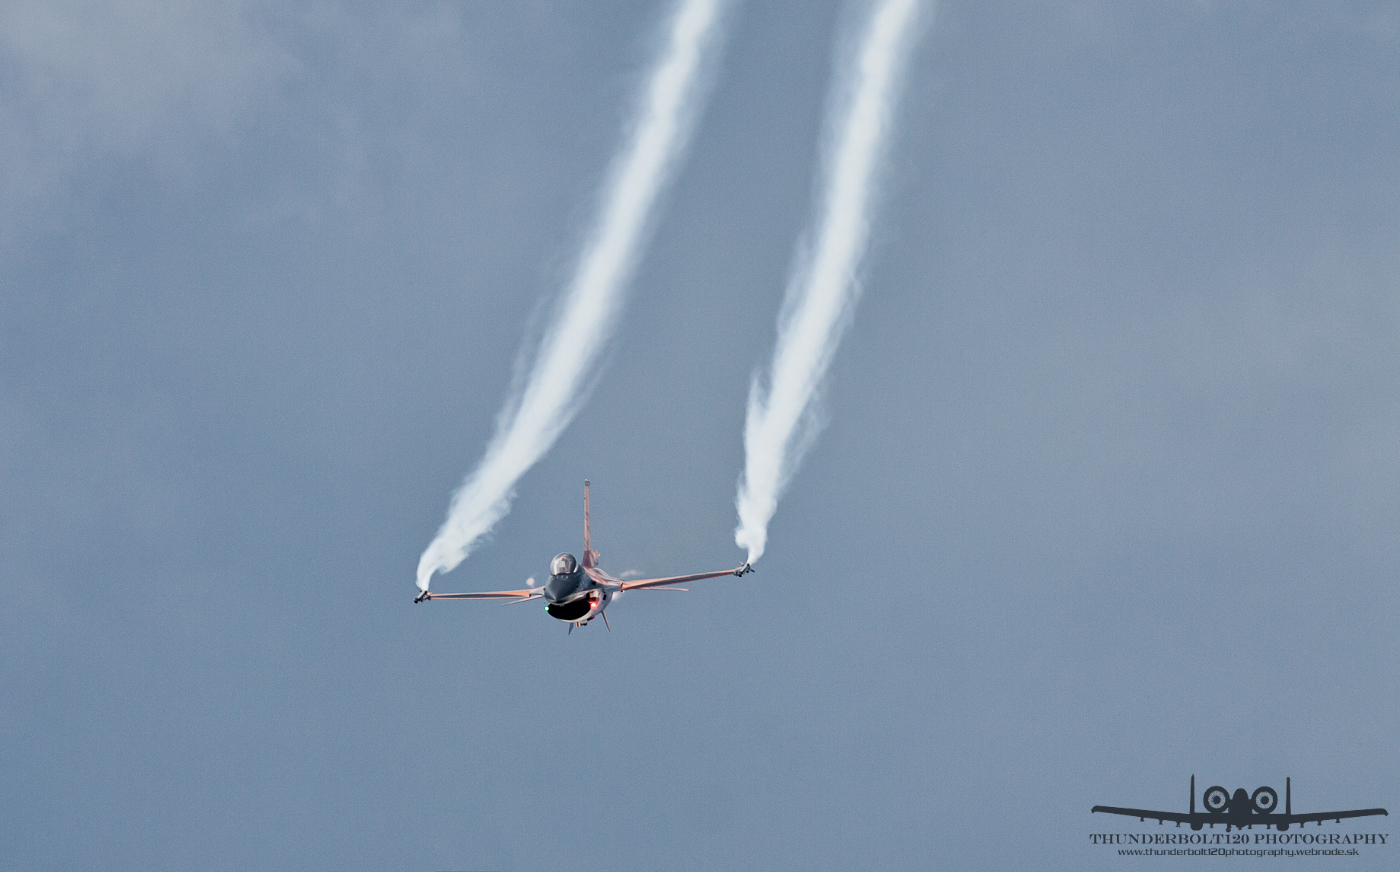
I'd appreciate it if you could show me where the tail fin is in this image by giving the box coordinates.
[583,480,599,567]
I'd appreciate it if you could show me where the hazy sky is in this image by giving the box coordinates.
[3,2,1398,870]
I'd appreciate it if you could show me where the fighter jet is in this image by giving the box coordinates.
[1093,775,1388,832]
[414,481,752,631]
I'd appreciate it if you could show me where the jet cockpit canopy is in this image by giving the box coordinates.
[551,552,578,577]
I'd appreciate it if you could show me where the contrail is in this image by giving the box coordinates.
[735,0,925,565]
[418,0,728,593]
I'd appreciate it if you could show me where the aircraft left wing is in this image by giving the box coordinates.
[1091,806,1193,825]
[1282,809,1388,825]
[616,565,752,591]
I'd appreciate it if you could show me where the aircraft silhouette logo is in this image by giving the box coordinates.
[1093,776,1388,832]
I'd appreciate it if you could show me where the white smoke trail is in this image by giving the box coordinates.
[418,0,727,592]
[734,0,924,565]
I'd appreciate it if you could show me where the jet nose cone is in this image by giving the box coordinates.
[544,574,579,603]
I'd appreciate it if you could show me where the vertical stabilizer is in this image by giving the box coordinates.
[583,480,599,567]
[1286,777,1291,816]
[1191,775,1196,814]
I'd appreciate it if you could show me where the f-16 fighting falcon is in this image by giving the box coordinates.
[1093,776,1388,832]
[415,481,752,632]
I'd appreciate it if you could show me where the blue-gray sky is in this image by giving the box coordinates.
[2,2,1398,870]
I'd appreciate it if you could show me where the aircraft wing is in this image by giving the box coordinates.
[617,566,749,591]
[1091,806,1194,825]
[1279,809,1388,825]
[1091,806,1388,827]
[422,588,541,602]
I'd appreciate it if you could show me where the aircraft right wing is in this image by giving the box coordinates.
[1091,806,1193,825]
[419,588,541,603]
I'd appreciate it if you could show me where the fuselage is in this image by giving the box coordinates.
[543,552,611,626]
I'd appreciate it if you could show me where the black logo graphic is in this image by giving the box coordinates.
[1093,776,1388,832]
